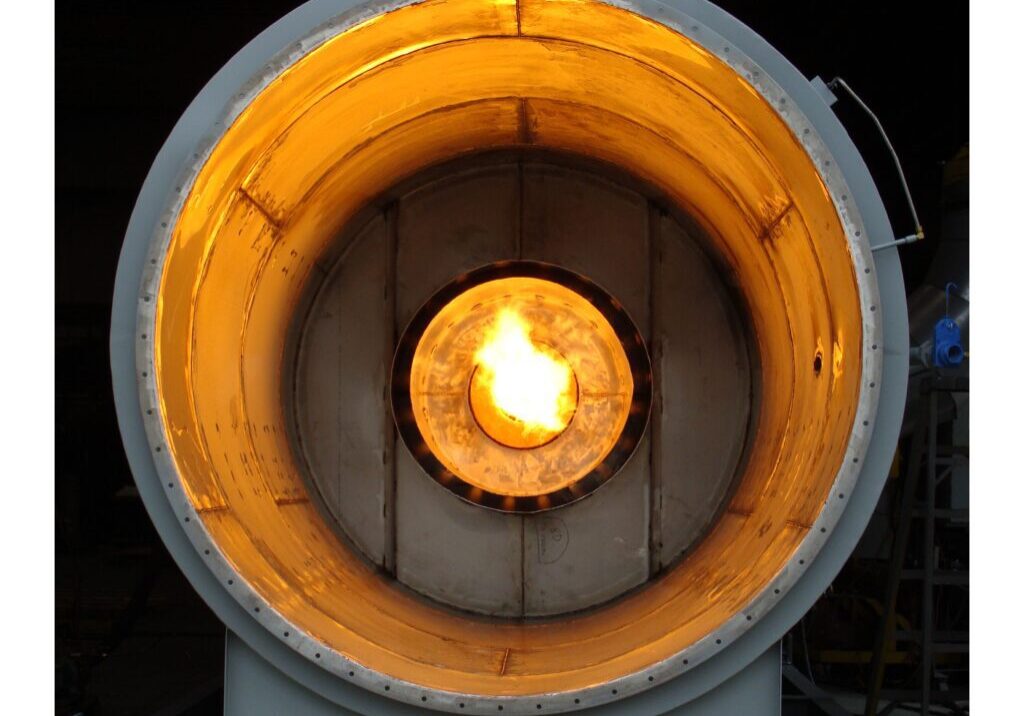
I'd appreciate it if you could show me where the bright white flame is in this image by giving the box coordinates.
[474,309,574,433]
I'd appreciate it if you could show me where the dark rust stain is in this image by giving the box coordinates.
[238,185,284,230]
[758,199,795,243]
[517,98,533,145]
[197,504,230,514]
[726,507,753,518]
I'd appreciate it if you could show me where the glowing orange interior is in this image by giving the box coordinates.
[153,0,863,696]
[469,349,580,450]
[411,276,632,495]
[472,309,578,448]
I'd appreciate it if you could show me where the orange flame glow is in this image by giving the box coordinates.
[474,309,576,436]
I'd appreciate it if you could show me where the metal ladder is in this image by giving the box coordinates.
[865,370,969,715]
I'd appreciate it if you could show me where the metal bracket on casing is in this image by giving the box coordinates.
[810,76,838,107]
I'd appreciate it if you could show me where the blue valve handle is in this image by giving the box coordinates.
[932,282,964,367]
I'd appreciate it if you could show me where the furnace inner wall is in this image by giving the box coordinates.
[143,0,876,700]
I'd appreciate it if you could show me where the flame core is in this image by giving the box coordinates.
[473,309,577,443]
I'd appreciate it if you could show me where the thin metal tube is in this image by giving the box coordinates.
[829,77,924,241]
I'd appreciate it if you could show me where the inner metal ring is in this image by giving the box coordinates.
[467,357,581,450]
[390,260,653,513]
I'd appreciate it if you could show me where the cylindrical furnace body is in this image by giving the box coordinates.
[111,1,910,713]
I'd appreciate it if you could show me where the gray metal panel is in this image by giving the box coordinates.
[394,166,523,615]
[295,216,389,566]
[523,433,651,616]
[521,164,650,332]
[653,217,751,570]
[394,444,523,616]
[520,163,652,615]
[395,164,520,327]
[665,643,780,715]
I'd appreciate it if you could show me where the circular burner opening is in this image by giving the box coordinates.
[392,263,650,512]
[468,338,580,450]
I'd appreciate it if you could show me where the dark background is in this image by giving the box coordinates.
[56,2,968,714]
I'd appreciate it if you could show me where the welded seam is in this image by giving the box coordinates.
[519,517,527,617]
[238,185,283,230]
[383,201,400,576]
[757,200,795,242]
[516,98,533,146]
[196,504,230,514]
[647,201,663,576]
[258,34,789,225]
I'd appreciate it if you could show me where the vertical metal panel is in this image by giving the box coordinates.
[394,446,524,615]
[394,165,523,615]
[648,204,665,573]
[521,164,651,331]
[521,164,651,614]
[653,216,752,569]
[395,164,521,327]
[382,205,398,572]
[294,216,389,565]
[523,433,651,616]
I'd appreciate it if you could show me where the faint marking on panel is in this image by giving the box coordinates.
[523,434,651,617]
[395,445,524,616]
[535,517,569,564]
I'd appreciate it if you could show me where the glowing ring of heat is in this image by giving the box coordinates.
[391,261,652,513]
